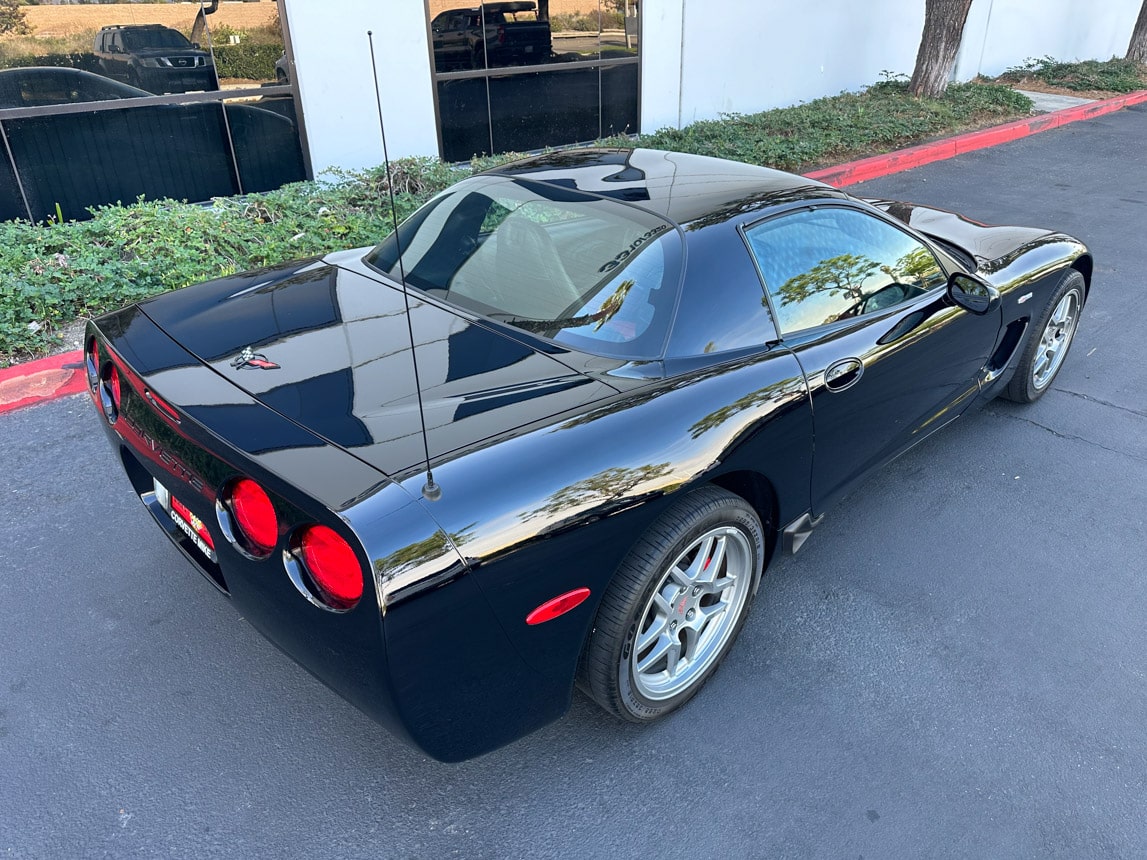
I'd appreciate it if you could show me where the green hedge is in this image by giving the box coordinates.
[0,52,100,73]
[213,42,282,81]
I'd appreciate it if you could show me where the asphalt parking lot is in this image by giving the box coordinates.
[2,104,1145,858]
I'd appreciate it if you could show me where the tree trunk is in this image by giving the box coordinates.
[1128,0,1147,63]
[191,0,220,48]
[909,0,975,98]
[536,0,549,22]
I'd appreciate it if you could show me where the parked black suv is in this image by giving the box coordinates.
[94,25,217,94]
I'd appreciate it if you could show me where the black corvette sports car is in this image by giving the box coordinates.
[86,149,1089,761]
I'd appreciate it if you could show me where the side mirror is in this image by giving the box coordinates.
[947,272,999,315]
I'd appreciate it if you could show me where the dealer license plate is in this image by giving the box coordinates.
[153,478,217,562]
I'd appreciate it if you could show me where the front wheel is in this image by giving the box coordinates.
[1002,269,1085,403]
[578,486,764,723]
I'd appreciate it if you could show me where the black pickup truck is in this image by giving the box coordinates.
[431,1,552,71]
[93,24,217,94]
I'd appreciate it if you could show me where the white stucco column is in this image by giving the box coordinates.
[639,0,686,133]
[281,0,440,173]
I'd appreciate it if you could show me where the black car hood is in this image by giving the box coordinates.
[865,198,1054,266]
[137,250,616,480]
[132,47,208,59]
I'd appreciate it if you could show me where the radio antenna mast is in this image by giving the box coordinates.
[367,30,441,502]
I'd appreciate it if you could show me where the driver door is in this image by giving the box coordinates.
[744,204,1001,513]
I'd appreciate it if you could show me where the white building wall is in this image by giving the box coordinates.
[281,0,440,173]
[286,0,1143,168]
[643,0,926,133]
[957,0,1141,79]
[643,0,1141,135]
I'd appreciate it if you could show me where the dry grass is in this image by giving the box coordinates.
[21,2,277,39]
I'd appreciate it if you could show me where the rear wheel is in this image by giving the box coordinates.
[1003,269,1084,403]
[578,486,764,722]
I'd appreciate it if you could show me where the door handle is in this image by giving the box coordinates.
[824,357,864,392]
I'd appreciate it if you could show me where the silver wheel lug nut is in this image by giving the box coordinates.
[670,621,677,631]
[692,586,701,596]
[686,609,695,620]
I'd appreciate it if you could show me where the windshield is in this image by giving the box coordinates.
[123,29,192,50]
[365,175,682,360]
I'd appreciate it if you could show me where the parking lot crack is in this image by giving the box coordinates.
[982,407,1147,464]
[1056,387,1147,419]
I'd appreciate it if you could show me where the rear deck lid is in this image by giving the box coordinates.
[137,252,616,479]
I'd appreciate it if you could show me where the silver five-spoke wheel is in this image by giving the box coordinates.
[1004,269,1085,404]
[578,486,765,722]
[631,526,753,700]
[1032,289,1079,390]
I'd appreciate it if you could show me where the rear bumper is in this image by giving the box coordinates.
[86,307,570,761]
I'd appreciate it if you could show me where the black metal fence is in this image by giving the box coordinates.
[0,86,306,223]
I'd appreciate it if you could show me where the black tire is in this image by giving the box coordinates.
[578,486,765,723]
[1002,269,1085,404]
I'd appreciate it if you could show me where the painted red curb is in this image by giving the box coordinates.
[805,89,1147,188]
[0,350,86,415]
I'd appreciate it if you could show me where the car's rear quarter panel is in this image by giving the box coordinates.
[90,308,420,746]
[92,305,596,761]
[393,347,813,709]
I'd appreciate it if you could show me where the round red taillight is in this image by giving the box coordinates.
[227,478,278,555]
[299,525,363,610]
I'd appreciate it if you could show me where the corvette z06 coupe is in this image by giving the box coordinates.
[86,149,1090,761]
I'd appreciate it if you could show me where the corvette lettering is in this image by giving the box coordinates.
[122,413,206,493]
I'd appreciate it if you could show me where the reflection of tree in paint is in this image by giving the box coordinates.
[374,524,476,578]
[687,376,802,439]
[520,462,672,523]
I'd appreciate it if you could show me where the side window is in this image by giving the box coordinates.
[745,207,947,334]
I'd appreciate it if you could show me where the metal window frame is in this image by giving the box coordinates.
[422,0,642,161]
[0,0,308,222]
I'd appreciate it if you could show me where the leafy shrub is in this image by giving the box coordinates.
[549,11,625,31]
[0,51,100,73]
[213,42,283,80]
[602,81,1031,172]
[996,56,1147,93]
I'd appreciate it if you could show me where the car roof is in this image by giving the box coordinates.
[483,148,848,229]
[99,24,171,31]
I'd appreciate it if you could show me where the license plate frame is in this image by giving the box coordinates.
[152,478,217,562]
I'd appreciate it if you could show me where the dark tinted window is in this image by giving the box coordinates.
[121,28,192,51]
[366,175,682,360]
[429,0,640,161]
[745,207,946,333]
